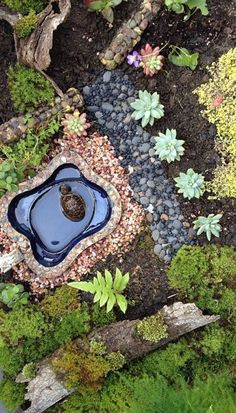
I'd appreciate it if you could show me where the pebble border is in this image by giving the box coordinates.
[100,0,162,70]
[83,71,195,262]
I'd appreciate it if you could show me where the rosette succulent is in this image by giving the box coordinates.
[154,129,185,163]
[164,0,187,14]
[174,168,205,199]
[140,43,164,76]
[61,111,91,139]
[193,213,223,241]
[131,90,165,127]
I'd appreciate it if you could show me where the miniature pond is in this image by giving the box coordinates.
[8,164,112,267]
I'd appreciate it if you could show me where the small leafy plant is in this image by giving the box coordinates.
[61,110,91,139]
[15,10,38,38]
[0,161,18,195]
[68,268,129,313]
[174,168,205,199]
[7,64,54,112]
[131,90,164,127]
[165,0,208,17]
[84,0,126,23]
[140,44,164,76]
[154,129,185,163]
[193,213,223,241]
[168,46,199,70]
[0,283,29,309]
[2,0,45,14]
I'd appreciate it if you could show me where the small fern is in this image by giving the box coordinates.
[68,268,129,313]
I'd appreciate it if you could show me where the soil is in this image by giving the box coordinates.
[0,0,235,314]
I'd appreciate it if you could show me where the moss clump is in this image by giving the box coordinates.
[106,351,126,370]
[2,0,46,14]
[136,313,168,343]
[40,285,81,320]
[7,64,54,112]
[91,303,116,327]
[22,362,36,379]
[0,380,25,412]
[89,340,106,356]
[194,48,236,198]
[15,10,38,38]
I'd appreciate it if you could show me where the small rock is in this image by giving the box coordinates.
[102,102,113,112]
[140,143,151,153]
[152,229,160,241]
[95,111,103,119]
[173,220,182,229]
[140,196,149,205]
[83,86,90,96]
[160,213,169,221]
[103,71,112,83]
[154,244,162,255]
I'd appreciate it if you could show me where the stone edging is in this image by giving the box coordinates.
[0,150,122,278]
[0,88,83,144]
[100,0,162,69]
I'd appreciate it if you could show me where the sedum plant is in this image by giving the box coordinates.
[154,129,185,163]
[131,90,164,127]
[174,168,205,199]
[84,0,126,23]
[68,268,129,313]
[140,43,164,76]
[0,283,29,309]
[61,110,91,139]
[164,0,208,16]
[193,213,223,241]
[165,0,187,13]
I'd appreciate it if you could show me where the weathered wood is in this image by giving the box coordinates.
[0,249,23,273]
[0,0,71,96]
[20,302,219,413]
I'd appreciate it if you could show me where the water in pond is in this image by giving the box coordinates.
[8,164,112,267]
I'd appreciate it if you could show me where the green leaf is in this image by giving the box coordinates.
[100,291,109,307]
[94,290,102,303]
[68,281,95,293]
[105,269,113,288]
[168,47,199,70]
[113,268,123,290]
[186,0,208,15]
[116,294,128,313]
[119,272,129,292]
[106,292,116,312]
[101,7,114,23]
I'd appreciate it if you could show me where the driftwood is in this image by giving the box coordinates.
[19,302,219,413]
[0,0,71,96]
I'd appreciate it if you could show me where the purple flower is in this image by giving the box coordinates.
[127,51,141,68]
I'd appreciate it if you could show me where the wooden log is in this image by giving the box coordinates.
[19,302,219,413]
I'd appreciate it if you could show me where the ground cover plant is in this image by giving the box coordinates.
[0,0,235,412]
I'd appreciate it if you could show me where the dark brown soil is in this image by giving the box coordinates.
[0,0,235,314]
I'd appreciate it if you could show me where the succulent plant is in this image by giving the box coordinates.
[193,213,223,241]
[61,110,90,139]
[174,168,205,199]
[131,90,165,127]
[154,129,185,163]
[140,43,164,76]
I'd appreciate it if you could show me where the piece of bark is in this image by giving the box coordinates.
[0,248,23,273]
[20,302,219,413]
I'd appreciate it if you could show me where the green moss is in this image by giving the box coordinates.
[0,380,25,412]
[15,10,38,38]
[106,352,126,371]
[53,305,91,345]
[91,303,116,327]
[136,313,168,343]
[7,64,54,112]
[40,285,81,320]
[2,0,46,14]
[89,340,106,356]
[167,245,236,319]
[22,362,36,379]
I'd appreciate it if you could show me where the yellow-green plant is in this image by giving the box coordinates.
[194,48,236,198]
[15,10,38,38]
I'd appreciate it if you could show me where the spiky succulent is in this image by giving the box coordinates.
[174,168,205,199]
[154,129,185,163]
[131,90,164,127]
[140,43,164,76]
[61,110,90,139]
[193,213,223,241]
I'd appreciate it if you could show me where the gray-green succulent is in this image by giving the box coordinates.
[130,90,164,127]
[154,128,185,163]
[174,168,205,199]
[193,213,223,241]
